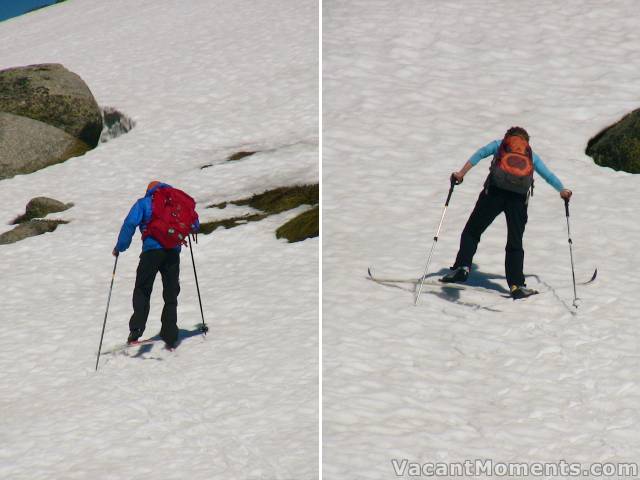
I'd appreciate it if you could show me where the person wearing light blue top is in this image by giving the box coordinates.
[440,127,572,299]
[467,139,566,192]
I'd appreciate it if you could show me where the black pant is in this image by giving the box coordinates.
[129,249,180,345]
[453,185,528,287]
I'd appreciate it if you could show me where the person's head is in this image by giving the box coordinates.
[505,126,529,142]
[146,180,161,192]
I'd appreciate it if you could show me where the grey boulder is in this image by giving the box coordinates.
[0,63,103,147]
[13,196,74,224]
[0,220,68,245]
[0,112,90,180]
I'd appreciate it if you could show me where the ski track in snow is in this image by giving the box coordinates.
[0,1,318,479]
[324,1,640,478]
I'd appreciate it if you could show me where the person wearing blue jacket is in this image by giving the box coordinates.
[113,181,198,348]
[440,127,572,299]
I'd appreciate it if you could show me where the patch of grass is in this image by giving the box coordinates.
[230,184,318,214]
[201,183,319,238]
[199,213,268,234]
[208,201,228,209]
[276,206,319,243]
[228,151,256,161]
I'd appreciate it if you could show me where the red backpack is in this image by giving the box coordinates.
[489,134,534,194]
[142,186,198,248]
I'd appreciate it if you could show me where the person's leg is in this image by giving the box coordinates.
[503,193,528,287]
[452,188,504,270]
[129,250,165,338]
[159,249,181,347]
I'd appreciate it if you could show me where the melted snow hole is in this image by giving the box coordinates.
[99,107,135,143]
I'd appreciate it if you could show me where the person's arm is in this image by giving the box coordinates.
[113,200,144,256]
[453,140,500,182]
[532,152,572,199]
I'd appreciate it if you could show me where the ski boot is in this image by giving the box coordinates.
[510,285,539,300]
[127,329,143,344]
[439,266,469,283]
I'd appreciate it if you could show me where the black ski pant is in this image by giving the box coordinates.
[452,185,528,287]
[129,248,180,345]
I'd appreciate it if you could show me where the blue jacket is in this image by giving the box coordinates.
[469,140,565,192]
[115,183,199,253]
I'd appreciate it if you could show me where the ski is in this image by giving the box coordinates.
[100,337,160,355]
[368,266,596,291]
[367,267,513,296]
[579,268,597,285]
[100,325,207,356]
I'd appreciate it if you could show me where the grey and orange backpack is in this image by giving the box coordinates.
[489,132,534,194]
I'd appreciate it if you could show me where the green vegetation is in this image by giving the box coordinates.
[227,151,256,161]
[586,108,640,173]
[208,201,227,209]
[200,184,319,237]
[198,213,268,235]
[230,184,318,213]
[276,206,319,243]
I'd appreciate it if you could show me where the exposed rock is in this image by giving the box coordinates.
[586,108,640,173]
[276,206,319,243]
[12,197,73,224]
[0,63,103,147]
[0,219,68,245]
[100,107,135,143]
[0,112,90,180]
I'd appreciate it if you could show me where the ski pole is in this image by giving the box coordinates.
[188,235,209,334]
[415,174,459,305]
[564,198,579,308]
[95,254,118,371]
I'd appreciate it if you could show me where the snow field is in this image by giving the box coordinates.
[323,0,640,478]
[0,0,318,479]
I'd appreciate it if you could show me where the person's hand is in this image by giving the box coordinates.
[560,189,572,200]
[112,248,119,257]
[451,171,464,184]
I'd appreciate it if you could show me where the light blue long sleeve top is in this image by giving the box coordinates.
[469,140,565,192]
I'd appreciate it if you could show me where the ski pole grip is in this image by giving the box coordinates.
[564,197,570,217]
[445,175,457,206]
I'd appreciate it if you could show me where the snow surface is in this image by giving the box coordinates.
[323,0,640,478]
[0,1,318,479]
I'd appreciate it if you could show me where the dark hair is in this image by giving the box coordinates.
[505,126,529,142]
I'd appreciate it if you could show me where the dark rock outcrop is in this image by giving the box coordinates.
[586,109,640,173]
